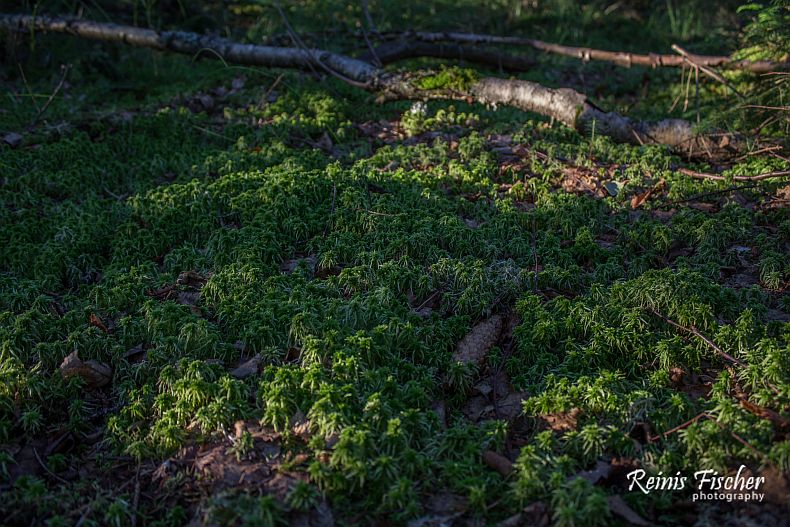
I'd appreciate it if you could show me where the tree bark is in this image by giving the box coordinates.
[1,13,739,157]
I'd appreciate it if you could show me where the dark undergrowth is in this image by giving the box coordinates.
[0,1,789,526]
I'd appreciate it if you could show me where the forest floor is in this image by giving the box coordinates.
[0,2,789,526]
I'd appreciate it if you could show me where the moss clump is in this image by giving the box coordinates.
[415,66,480,92]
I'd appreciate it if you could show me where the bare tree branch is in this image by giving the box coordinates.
[0,13,742,157]
[372,30,789,73]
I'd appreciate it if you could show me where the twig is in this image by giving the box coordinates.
[648,308,745,366]
[672,44,745,100]
[32,64,71,125]
[710,418,769,462]
[359,0,381,68]
[370,30,789,73]
[131,463,141,527]
[32,446,69,484]
[17,63,41,113]
[649,411,710,442]
[678,167,790,181]
[659,183,761,206]
[361,0,377,35]
[274,0,369,88]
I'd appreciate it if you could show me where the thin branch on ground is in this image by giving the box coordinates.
[369,30,790,73]
[678,167,790,181]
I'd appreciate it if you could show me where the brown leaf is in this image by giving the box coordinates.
[230,354,262,379]
[89,313,109,333]
[281,255,317,274]
[540,407,581,432]
[607,495,650,526]
[291,410,311,440]
[630,189,652,209]
[3,132,22,148]
[176,270,208,288]
[738,398,790,430]
[483,450,513,477]
[60,351,112,388]
[496,392,527,421]
[498,502,550,527]
[453,314,504,366]
[577,460,612,485]
[176,291,200,307]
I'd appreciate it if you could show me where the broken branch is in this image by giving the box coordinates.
[0,13,741,156]
[372,30,789,73]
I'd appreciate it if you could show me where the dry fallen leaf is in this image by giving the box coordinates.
[3,132,22,148]
[291,410,312,440]
[607,495,650,526]
[483,450,513,477]
[89,313,109,333]
[577,460,612,485]
[60,350,112,388]
[453,314,504,366]
[540,407,581,432]
[230,354,262,379]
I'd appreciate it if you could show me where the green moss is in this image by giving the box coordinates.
[1,3,789,525]
[414,66,480,92]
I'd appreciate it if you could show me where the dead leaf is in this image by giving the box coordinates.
[124,343,146,361]
[3,132,22,148]
[176,270,208,288]
[577,460,612,485]
[281,255,317,274]
[630,189,652,209]
[483,450,513,477]
[89,313,109,333]
[496,392,527,421]
[291,410,311,440]
[453,314,504,366]
[315,132,333,153]
[607,495,650,526]
[176,291,200,307]
[59,351,112,388]
[540,408,581,432]
[230,354,262,379]
[498,502,550,527]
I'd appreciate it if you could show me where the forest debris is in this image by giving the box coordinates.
[3,132,22,148]
[738,398,790,430]
[59,351,112,388]
[89,313,109,333]
[607,495,650,526]
[230,354,262,379]
[453,314,504,366]
[539,408,581,432]
[176,270,208,288]
[483,450,513,477]
[291,410,312,440]
[577,460,613,485]
[630,186,654,209]
[281,255,317,274]
[495,392,527,421]
[498,502,550,527]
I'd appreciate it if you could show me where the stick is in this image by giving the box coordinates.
[678,167,790,181]
[648,308,746,366]
[32,63,70,124]
[370,31,790,73]
[671,44,745,99]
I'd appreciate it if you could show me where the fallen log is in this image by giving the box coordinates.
[0,13,741,157]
